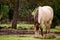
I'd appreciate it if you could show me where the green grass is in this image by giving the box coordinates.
[50,26,60,32]
[17,23,34,29]
[0,24,60,32]
[0,35,60,40]
[0,35,34,40]
[0,24,34,29]
[0,24,11,27]
[56,37,60,40]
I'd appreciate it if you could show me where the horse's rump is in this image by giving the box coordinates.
[38,6,53,23]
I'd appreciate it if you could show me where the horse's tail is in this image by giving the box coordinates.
[34,8,39,25]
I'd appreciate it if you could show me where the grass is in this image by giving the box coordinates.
[56,37,60,40]
[0,35,60,40]
[0,24,60,32]
[50,26,60,32]
[0,24,60,40]
[0,24,34,29]
[0,35,34,40]
[0,24,11,27]
[17,23,34,29]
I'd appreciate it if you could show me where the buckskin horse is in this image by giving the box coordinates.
[33,6,54,37]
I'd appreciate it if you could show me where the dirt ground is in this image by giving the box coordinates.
[0,28,60,36]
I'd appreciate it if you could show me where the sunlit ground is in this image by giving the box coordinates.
[0,35,60,40]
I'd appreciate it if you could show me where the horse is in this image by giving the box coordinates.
[33,6,54,37]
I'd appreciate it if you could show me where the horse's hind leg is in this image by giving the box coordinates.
[34,23,39,37]
[45,20,52,34]
[39,24,43,36]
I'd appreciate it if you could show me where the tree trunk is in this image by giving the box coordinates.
[11,0,19,29]
[12,10,18,29]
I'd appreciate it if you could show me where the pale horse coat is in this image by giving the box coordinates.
[38,6,53,26]
[34,6,54,37]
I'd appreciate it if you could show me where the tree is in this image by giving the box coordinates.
[9,0,19,29]
[0,4,10,24]
[0,0,19,29]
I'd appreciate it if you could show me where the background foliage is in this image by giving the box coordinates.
[0,0,60,28]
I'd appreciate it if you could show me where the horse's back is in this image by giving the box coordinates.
[38,6,53,23]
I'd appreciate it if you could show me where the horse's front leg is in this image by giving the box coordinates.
[34,24,39,37]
